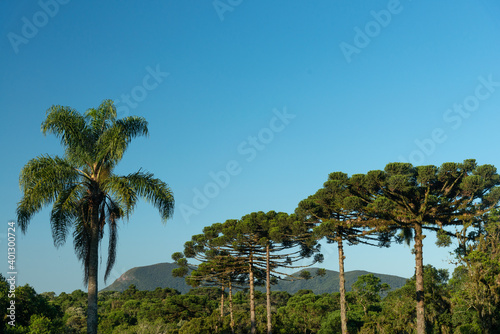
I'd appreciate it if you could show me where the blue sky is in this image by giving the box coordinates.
[1,0,500,294]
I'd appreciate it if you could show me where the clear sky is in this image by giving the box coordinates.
[1,0,500,294]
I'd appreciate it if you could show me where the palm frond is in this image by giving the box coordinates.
[50,184,84,247]
[115,116,149,139]
[73,212,91,287]
[85,100,117,135]
[42,105,86,145]
[17,155,80,232]
[41,106,93,165]
[104,198,121,282]
[127,170,175,222]
[102,176,138,218]
[19,155,81,192]
[94,115,149,169]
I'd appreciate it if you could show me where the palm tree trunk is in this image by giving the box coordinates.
[266,244,272,334]
[229,281,235,334]
[414,223,425,334]
[87,207,100,334]
[249,255,256,334]
[338,237,348,334]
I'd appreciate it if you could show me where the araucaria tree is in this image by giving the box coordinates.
[226,211,321,334]
[349,160,500,334]
[16,100,175,334]
[172,230,247,334]
[174,211,320,334]
[297,172,390,334]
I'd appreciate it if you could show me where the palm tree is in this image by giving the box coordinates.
[16,100,174,334]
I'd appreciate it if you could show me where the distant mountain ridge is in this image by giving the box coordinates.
[268,268,407,295]
[102,262,408,295]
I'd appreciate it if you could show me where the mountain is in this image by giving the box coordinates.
[265,268,407,295]
[102,262,192,293]
[102,262,408,295]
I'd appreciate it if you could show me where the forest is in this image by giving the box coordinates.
[11,102,500,334]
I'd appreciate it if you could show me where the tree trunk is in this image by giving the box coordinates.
[414,223,425,334]
[229,281,235,334]
[87,207,100,334]
[266,244,272,334]
[338,237,348,334]
[220,284,225,332]
[249,255,256,334]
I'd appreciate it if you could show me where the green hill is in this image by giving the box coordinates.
[101,263,407,295]
[101,262,193,293]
